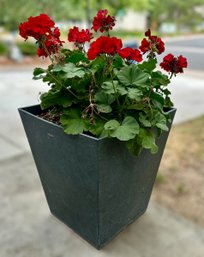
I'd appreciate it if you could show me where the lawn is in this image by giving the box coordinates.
[152,115,204,225]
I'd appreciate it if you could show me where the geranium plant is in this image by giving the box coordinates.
[19,10,187,156]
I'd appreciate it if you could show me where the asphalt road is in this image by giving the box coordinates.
[164,35,204,72]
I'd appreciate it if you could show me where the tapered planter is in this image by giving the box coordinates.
[19,104,176,249]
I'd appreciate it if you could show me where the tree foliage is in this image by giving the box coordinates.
[148,0,204,31]
[0,0,149,31]
[0,0,85,30]
[1,0,203,32]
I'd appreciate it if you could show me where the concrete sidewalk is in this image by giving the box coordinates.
[0,69,204,256]
[1,153,204,257]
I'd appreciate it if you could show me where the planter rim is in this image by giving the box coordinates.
[18,104,176,142]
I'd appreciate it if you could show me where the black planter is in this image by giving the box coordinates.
[19,105,176,249]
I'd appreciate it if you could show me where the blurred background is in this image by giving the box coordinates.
[1,0,204,66]
[0,0,204,256]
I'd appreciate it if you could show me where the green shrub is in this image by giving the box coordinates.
[17,41,37,56]
[0,42,8,56]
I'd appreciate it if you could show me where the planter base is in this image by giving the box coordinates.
[19,105,176,249]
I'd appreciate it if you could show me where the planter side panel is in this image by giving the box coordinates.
[19,106,99,247]
[98,110,176,247]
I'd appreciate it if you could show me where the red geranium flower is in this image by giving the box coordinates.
[68,26,92,44]
[150,36,165,54]
[19,14,55,40]
[53,27,60,38]
[160,54,188,74]
[118,47,142,62]
[145,29,151,37]
[178,55,188,69]
[87,36,122,60]
[139,38,151,54]
[139,29,165,55]
[19,14,64,57]
[37,34,64,57]
[92,9,116,32]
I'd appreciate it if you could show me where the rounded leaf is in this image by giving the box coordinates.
[111,116,139,141]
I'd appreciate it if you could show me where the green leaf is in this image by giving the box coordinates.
[94,91,115,105]
[101,81,117,94]
[33,67,46,76]
[127,103,145,110]
[33,67,46,80]
[126,139,142,156]
[60,48,71,55]
[94,91,115,113]
[60,109,87,135]
[89,55,105,71]
[162,88,173,108]
[57,95,74,108]
[68,73,91,93]
[96,104,112,113]
[151,92,165,109]
[52,64,63,72]
[113,54,124,68]
[40,89,73,110]
[151,71,170,87]
[110,116,139,141]
[88,118,105,137]
[127,88,143,101]
[101,119,120,138]
[104,120,120,131]
[117,85,128,95]
[67,50,89,64]
[164,96,174,108]
[139,113,151,127]
[138,59,157,72]
[152,92,164,104]
[163,88,171,96]
[117,65,150,87]
[62,63,85,78]
[139,128,158,154]
[150,111,169,132]
[102,81,127,95]
[156,123,169,131]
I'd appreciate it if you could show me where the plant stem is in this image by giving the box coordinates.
[47,70,78,99]
[42,42,54,63]
[41,41,78,99]
[111,76,120,108]
[120,95,128,112]
[108,62,121,112]
[93,109,108,121]
[169,72,174,80]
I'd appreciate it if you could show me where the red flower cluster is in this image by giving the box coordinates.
[139,29,165,55]
[37,28,63,57]
[19,14,63,57]
[19,14,55,40]
[160,54,188,74]
[92,9,116,32]
[118,47,142,62]
[87,36,122,60]
[68,26,92,44]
